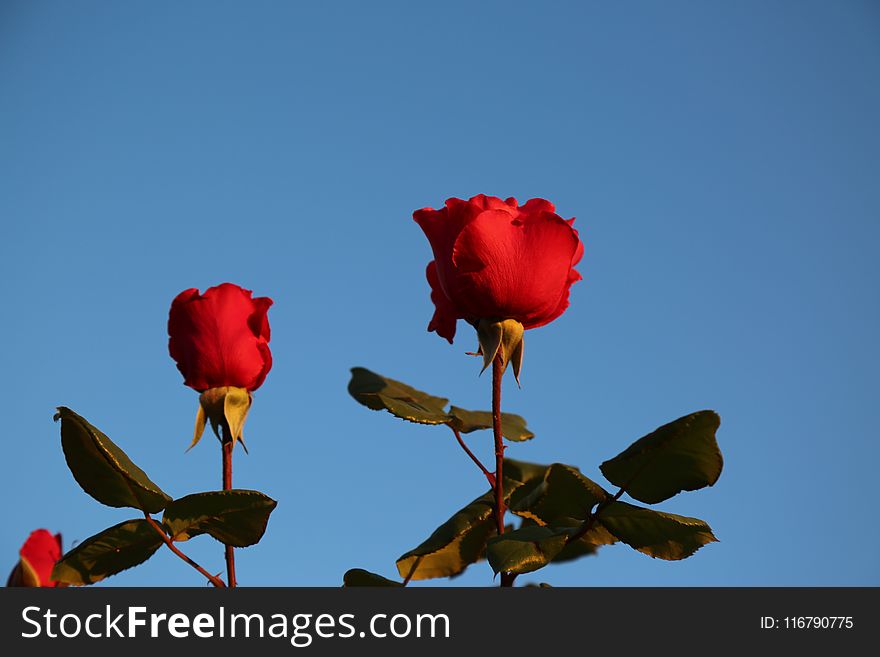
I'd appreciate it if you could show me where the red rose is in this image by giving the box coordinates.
[168,283,273,392]
[6,529,62,587]
[414,194,583,343]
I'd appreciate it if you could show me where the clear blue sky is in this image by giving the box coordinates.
[2,0,878,587]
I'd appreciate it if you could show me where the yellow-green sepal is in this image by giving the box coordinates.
[6,556,41,587]
[223,387,251,446]
[189,386,253,451]
[188,402,208,452]
[475,318,525,384]
[19,556,41,586]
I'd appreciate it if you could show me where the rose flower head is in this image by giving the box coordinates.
[414,194,583,380]
[6,529,63,587]
[168,282,273,450]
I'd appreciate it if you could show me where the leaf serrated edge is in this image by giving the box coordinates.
[596,504,719,561]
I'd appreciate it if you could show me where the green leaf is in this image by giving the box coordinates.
[503,458,555,515]
[597,501,718,560]
[551,533,607,564]
[396,488,497,581]
[448,407,535,442]
[600,410,722,504]
[56,407,172,513]
[486,525,617,573]
[51,520,163,586]
[395,472,541,581]
[162,490,277,547]
[393,460,551,581]
[487,526,574,575]
[489,482,620,574]
[348,367,451,425]
[510,463,609,526]
[487,523,614,575]
[348,369,537,442]
[504,458,551,485]
[343,569,404,587]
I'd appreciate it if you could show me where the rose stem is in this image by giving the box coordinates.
[143,514,226,588]
[221,425,237,587]
[492,352,516,588]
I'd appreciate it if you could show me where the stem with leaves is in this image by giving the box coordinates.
[143,514,226,588]
[221,427,237,587]
[568,459,649,545]
[567,485,628,545]
[492,353,516,587]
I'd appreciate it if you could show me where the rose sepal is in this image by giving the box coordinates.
[474,319,525,384]
[6,558,39,587]
[189,386,252,451]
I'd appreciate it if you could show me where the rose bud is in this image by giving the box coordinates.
[414,195,583,380]
[168,283,273,450]
[6,529,63,587]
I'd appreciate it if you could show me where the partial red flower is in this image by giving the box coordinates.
[414,194,583,343]
[6,529,62,587]
[168,283,273,392]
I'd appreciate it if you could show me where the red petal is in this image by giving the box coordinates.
[526,266,583,330]
[571,226,584,266]
[248,296,274,342]
[527,228,584,329]
[467,194,517,212]
[19,529,62,587]
[448,208,580,327]
[519,197,556,215]
[425,261,462,343]
[413,198,482,269]
[168,283,273,391]
[252,340,273,391]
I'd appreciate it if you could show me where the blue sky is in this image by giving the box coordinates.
[1,0,878,586]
